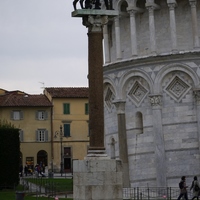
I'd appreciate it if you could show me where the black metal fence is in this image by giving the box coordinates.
[123,187,190,200]
[20,177,72,198]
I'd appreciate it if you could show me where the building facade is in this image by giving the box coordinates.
[102,0,200,187]
[44,87,89,173]
[0,87,89,173]
[0,89,52,171]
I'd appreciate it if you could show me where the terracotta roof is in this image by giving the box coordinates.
[45,87,89,98]
[0,91,52,107]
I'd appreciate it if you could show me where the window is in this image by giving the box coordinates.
[85,103,89,115]
[64,124,70,137]
[36,111,48,120]
[36,129,48,142]
[135,112,143,134]
[63,103,70,114]
[11,110,23,120]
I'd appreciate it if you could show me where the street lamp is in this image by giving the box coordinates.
[54,125,64,177]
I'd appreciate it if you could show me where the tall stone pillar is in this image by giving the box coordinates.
[189,0,200,49]
[114,16,122,60]
[193,89,200,163]
[128,10,137,57]
[103,25,111,63]
[72,9,123,200]
[149,94,167,187]
[167,2,178,53]
[146,4,157,54]
[113,100,130,187]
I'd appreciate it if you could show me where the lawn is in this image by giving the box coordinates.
[0,191,73,200]
[0,178,73,200]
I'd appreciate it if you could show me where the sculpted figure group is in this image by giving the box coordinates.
[73,0,113,10]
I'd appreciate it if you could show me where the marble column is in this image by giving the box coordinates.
[193,89,200,162]
[149,94,167,187]
[103,25,110,63]
[114,16,122,60]
[189,0,200,49]
[128,10,137,57]
[113,100,130,187]
[167,2,178,53]
[146,5,156,54]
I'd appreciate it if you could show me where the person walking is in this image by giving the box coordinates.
[190,176,200,200]
[177,176,188,200]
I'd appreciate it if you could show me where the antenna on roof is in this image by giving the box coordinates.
[39,82,45,90]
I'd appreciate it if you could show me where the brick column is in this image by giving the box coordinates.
[87,15,108,154]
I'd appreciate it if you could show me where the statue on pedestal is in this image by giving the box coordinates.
[73,0,113,11]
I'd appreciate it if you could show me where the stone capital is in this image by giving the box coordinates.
[149,94,162,108]
[189,1,197,8]
[113,100,126,114]
[145,3,160,11]
[83,15,109,32]
[168,3,177,10]
[193,89,200,104]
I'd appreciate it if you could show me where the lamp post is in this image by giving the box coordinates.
[54,125,64,177]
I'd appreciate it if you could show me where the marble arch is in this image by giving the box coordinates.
[154,63,200,93]
[118,69,154,99]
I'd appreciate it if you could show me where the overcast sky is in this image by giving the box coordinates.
[0,0,88,94]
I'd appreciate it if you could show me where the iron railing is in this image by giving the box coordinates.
[123,187,192,200]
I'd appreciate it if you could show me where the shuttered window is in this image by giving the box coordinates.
[36,129,48,142]
[64,124,70,137]
[11,110,23,120]
[85,103,89,115]
[36,111,48,120]
[63,103,70,114]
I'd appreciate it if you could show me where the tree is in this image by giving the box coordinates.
[0,120,20,188]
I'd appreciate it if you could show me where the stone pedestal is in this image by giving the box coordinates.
[73,157,123,200]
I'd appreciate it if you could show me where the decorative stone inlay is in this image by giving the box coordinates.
[104,87,115,110]
[128,81,149,107]
[164,75,191,102]
[149,94,162,106]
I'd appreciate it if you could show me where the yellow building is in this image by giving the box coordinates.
[44,87,89,173]
[0,87,89,174]
[0,89,52,172]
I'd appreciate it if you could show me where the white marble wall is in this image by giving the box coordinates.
[73,158,123,200]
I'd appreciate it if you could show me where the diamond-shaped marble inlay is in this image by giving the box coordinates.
[128,81,148,106]
[164,75,191,102]
[105,87,115,109]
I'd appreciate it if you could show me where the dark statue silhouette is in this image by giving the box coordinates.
[73,0,113,11]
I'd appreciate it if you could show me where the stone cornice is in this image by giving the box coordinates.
[103,51,200,74]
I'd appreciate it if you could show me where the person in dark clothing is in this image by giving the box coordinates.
[190,176,200,200]
[24,165,28,176]
[177,176,188,200]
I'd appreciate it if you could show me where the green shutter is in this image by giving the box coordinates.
[63,103,70,114]
[64,124,70,137]
[85,103,89,115]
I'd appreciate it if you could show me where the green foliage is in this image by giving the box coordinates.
[0,124,20,188]
[0,119,16,129]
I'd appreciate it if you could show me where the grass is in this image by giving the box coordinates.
[0,191,73,200]
[26,178,73,192]
[0,178,73,200]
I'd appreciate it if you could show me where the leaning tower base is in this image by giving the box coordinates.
[73,154,123,200]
